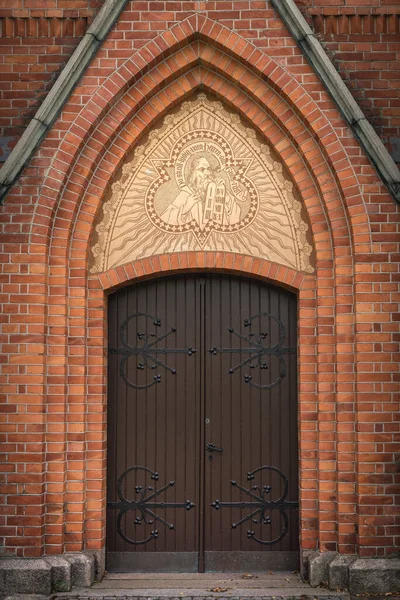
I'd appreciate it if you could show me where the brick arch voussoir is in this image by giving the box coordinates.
[93,252,310,294]
[58,80,341,272]
[62,87,338,296]
[36,15,364,254]
[64,76,342,278]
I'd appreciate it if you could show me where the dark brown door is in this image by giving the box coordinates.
[107,275,298,572]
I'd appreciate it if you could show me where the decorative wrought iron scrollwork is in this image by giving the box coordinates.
[210,465,298,545]
[107,465,195,545]
[109,312,196,389]
[209,313,296,389]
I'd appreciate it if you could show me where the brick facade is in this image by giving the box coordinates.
[302,3,400,166]
[0,1,399,564]
[0,1,399,165]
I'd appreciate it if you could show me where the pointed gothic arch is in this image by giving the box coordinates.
[3,14,384,559]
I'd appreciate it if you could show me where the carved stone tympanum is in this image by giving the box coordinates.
[90,94,313,273]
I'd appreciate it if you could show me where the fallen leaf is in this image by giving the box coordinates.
[210,588,230,593]
[240,574,257,579]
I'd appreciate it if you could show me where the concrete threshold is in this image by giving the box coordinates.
[51,571,350,600]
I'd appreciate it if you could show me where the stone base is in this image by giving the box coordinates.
[64,553,95,588]
[0,560,51,595]
[1,552,399,596]
[308,551,337,587]
[0,552,95,595]
[349,558,400,595]
[329,555,356,591]
[307,552,400,595]
[42,556,71,592]
[90,546,106,582]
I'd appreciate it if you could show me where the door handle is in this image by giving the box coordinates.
[206,443,223,460]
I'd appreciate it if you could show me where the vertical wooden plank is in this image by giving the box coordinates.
[198,276,206,571]
[106,291,117,551]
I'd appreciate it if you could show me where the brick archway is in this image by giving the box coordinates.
[32,23,356,557]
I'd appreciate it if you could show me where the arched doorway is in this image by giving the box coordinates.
[106,274,299,572]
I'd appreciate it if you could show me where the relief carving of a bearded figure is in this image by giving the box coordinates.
[160,156,242,230]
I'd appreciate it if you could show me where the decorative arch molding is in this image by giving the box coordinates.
[27,13,371,261]
[14,16,363,556]
[31,20,361,555]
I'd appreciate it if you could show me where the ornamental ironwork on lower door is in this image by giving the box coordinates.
[107,466,195,545]
[210,466,298,545]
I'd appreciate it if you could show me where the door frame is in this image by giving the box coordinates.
[102,259,309,572]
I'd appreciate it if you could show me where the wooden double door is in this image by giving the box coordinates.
[107,274,299,572]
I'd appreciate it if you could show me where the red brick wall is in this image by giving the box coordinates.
[300,2,400,165]
[0,0,102,162]
[0,1,399,165]
[0,2,399,561]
